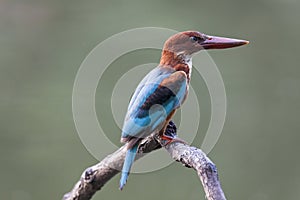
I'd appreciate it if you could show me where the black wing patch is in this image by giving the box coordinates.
[136,85,176,118]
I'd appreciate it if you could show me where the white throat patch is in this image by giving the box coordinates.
[176,52,193,78]
[182,54,192,78]
[187,58,192,78]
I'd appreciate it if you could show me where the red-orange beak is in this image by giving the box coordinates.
[201,35,249,49]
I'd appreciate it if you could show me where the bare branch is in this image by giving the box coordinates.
[63,121,226,200]
[162,141,226,200]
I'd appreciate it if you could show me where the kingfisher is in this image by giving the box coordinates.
[119,30,248,190]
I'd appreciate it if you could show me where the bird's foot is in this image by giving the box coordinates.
[159,134,187,146]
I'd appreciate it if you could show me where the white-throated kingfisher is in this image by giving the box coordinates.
[119,31,249,190]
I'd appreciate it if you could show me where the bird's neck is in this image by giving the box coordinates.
[160,50,192,81]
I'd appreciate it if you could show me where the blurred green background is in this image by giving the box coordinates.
[1,0,300,199]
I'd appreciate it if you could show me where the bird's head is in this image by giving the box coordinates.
[162,31,249,57]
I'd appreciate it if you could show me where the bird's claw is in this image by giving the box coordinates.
[159,134,187,146]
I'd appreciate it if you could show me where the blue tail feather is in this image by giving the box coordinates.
[119,144,138,190]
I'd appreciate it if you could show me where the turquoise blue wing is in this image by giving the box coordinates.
[127,66,175,111]
[121,68,188,140]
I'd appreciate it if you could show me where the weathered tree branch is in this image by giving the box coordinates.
[63,121,226,200]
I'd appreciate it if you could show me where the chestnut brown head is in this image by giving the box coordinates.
[163,31,249,56]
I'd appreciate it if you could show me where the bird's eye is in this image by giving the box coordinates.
[190,36,199,42]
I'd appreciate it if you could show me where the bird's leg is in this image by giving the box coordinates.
[158,111,187,146]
